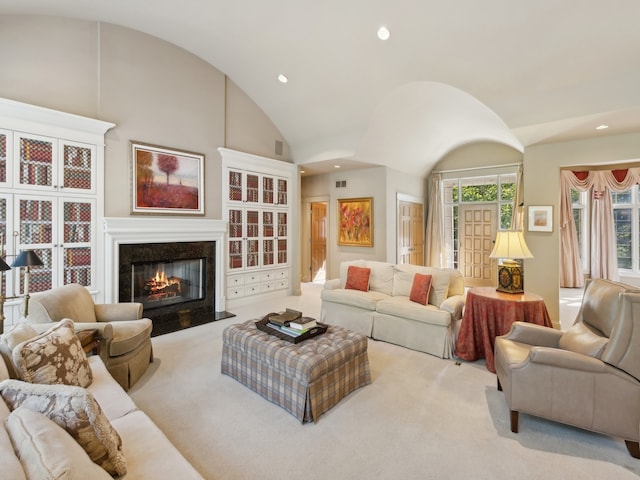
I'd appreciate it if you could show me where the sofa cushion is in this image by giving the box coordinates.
[321,288,390,311]
[0,379,127,477]
[29,283,98,324]
[0,324,39,380]
[109,319,153,357]
[345,265,371,292]
[559,322,609,358]
[376,296,451,327]
[393,265,450,307]
[6,406,113,480]
[366,261,395,296]
[0,399,26,480]
[12,319,93,388]
[86,356,138,422]
[410,273,432,305]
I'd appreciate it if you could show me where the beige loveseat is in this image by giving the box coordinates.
[0,321,204,479]
[321,260,465,358]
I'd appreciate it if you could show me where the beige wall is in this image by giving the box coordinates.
[0,15,289,220]
[523,132,640,327]
[301,166,425,280]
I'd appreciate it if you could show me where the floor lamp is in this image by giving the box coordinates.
[0,257,10,334]
[12,250,44,320]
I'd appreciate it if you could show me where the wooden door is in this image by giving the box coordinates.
[459,204,497,287]
[310,202,327,281]
[398,200,424,265]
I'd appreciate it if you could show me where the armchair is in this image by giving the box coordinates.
[495,278,640,458]
[28,283,153,391]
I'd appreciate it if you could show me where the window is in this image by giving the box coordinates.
[612,187,638,272]
[442,173,515,269]
[571,189,589,272]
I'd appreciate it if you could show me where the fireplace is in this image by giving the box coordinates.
[103,217,231,336]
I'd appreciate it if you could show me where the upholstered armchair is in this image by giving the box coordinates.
[494,278,640,458]
[28,283,153,391]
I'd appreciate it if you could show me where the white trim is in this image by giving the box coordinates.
[103,217,227,311]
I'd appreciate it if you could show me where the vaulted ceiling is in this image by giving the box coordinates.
[3,1,640,176]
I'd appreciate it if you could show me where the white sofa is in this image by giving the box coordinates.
[321,261,465,358]
[0,325,203,479]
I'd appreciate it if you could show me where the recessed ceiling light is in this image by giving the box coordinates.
[278,74,288,83]
[377,26,390,41]
[300,170,305,174]
[595,124,609,130]
[334,165,341,169]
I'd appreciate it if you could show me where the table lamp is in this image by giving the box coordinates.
[12,249,44,319]
[489,230,533,294]
[0,257,10,334]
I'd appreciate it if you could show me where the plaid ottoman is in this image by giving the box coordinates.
[221,319,371,423]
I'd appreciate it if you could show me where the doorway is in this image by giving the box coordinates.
[310,202,327,282]
[458,204,498,287]
[397,196,424,265]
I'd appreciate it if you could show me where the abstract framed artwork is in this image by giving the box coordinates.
[131,141,204,215]
[337,197,373,246]
[528,205,553,232]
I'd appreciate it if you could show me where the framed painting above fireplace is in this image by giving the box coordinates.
[131,141,205,215]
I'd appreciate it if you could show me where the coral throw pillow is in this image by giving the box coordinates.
[345,266,371,292]
[410,273,432,305]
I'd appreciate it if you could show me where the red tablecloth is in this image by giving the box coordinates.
[455,287,552,372]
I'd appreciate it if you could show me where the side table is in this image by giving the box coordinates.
[76,329,101,356]
[455,287,552,372]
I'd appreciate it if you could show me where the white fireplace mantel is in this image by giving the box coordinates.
[103,217,227,311]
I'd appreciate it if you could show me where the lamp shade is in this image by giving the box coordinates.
[489,231,533,260]
[12,250,44,268]
[0,257,10,271]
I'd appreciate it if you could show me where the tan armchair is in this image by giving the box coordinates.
[28,283,153,391]
[495,278,640,458]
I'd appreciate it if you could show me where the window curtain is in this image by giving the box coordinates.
[425,173,444,267]
[510,165,524,230]
[560,168,640,286]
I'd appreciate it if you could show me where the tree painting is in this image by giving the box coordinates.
[133,143,203,214]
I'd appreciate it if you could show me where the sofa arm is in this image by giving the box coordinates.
[440,294,465,321]
[324,278,341,290]
[94,303,143,322]
[501,321,562,348]
[526,346,607,373]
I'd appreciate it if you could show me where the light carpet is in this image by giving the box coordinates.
[129,284,640,479]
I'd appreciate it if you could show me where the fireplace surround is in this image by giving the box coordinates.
[103,217,230,335]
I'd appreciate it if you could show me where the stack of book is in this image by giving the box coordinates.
[265,309,318,338]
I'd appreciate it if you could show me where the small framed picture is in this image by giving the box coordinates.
[528,205,553,232]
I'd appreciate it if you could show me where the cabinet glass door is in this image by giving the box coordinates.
[277,212,287,265]
[246,209,259,268]
[17,196,54,293]
[228,170,243,202]
[245,173,259,203]
[62,199,93,287]
[277,178,288,206]
[17,134,55,190]
[262,176,275,205]
[228,208,243,270]
[0,130,10,186]
[61,142,94,193]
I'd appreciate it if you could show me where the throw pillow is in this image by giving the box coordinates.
[410,273,432,305]
[0,323,39,380]
[6,406,113,480]
[0,379,127,477]
[12,319,93,388]
[345,265,371,292]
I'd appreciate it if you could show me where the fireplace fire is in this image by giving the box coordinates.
[132,258,205,309]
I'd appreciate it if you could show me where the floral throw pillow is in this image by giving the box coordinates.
[12,318,93,388]
[345,265,371,292]
[0,379,127,477]
[410,273,432,305]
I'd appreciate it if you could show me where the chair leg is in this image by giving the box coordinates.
[497,378,502,391]
[510,410,519,433]
[626,440,640,459]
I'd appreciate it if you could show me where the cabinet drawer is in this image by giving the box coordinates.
[227,286,245,299]
[244,284,261,296]
[227,275,244,287]
[274,269,288,279]
[274,279,289,290]
[261,282,275,293]
[244,273,261,285]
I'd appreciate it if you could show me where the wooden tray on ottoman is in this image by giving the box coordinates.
[255,318,328,344]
